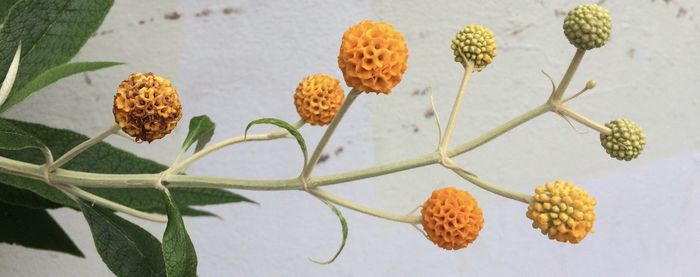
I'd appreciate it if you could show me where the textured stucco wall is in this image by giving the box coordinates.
[2,0,700,276]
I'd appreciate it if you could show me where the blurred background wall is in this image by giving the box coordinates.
[2,0,699,276]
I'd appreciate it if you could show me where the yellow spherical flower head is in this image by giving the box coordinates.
[527,180,596,244]
[113,73,183,142]
[563,4,612,50]
[293,74,345,126]
[338,20,408,94]
[600,119,646,161]
[451,24,496,71]
[422,187,483,250]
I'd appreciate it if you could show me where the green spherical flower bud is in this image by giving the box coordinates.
[563,4,612,50]
[600,119,646,161]
[450,25,496,71]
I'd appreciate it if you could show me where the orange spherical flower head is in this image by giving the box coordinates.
[338,20,409,94]
[421,187,484,250]
[293,74,345,126]
[526,180,596,244]
[113,72,183,142]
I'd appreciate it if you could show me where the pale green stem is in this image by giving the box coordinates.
[448,103,551,156]
[169,119,305,174]
[548,49,586,103]
[557,106,612,135]
[49,124,120,171]
[0,102,552,191]
[309,188,422,224]
[302,89,361,178]
[562,80,596,103]
[39,146,54,182]
[56,183,168,223]
[440,63,475,149]
[451,168,532,204]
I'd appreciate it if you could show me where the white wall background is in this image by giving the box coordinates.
[2,0,700,276]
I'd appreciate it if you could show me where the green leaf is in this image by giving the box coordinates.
[245,118,307,165]
[1,61,122,111]
[0,0,114,111]
[310,201,348,264]
[162,188,198,277]
[80,200,166,277]
[0,183,61,209]
[0,0,19,24]
[0,118,255,214]
[181,115,215,152]
[0,116,46,151]
[0,201,83,257]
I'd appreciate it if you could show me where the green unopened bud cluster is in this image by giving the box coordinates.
[600,119,646,161]
[451,25,496,71]
[563,4,612,50]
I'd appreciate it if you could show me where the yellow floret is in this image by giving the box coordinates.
[526,180,596,243]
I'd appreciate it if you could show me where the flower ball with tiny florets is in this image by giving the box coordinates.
[113,73,182,142]
[338,20,409,94]
[450,24,496,71]
[422,187,483,250]
[526,180,596,244]
[600,119,646,161]
[293,74,345,126]
[563,4,612,50]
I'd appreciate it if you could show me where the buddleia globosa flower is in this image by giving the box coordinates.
[113,73,183,142]
[563,4,612,50]
[421,187,483,250]
[338,20,409,94]
[293,74,345,126]
[526,180,596,244]
[600,119,646,161]
[451,24,496,71]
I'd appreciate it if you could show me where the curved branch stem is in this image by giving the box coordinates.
[49,124,120,171]
[169,119,305,173]
[57,183,168,223]
[309,188,422,224]
[548,49,586,103]
[302,88,361,178]
[557,106,612,135]
[441,63,474,149]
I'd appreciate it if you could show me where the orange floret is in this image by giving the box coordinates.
[337,20,408,94]
[113,72,182,142]
[526,180,596,244]
[422,187,483,250]
[293,74,345,126]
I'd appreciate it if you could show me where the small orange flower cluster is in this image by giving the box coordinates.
[293,74,345,126]
[421,187,483,250]
[113,72,182,142]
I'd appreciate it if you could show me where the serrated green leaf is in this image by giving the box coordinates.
[0,201,83,257]
[0,183,60,209]
[182,115,215,152]
[1,61,122,111]
[245,118,307,165]
[0,118,255,215]
[310,200,348,264]
[0,0,113,111]
[0,43,20,108]
[162,188,198,277]
[80,200,166,277]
